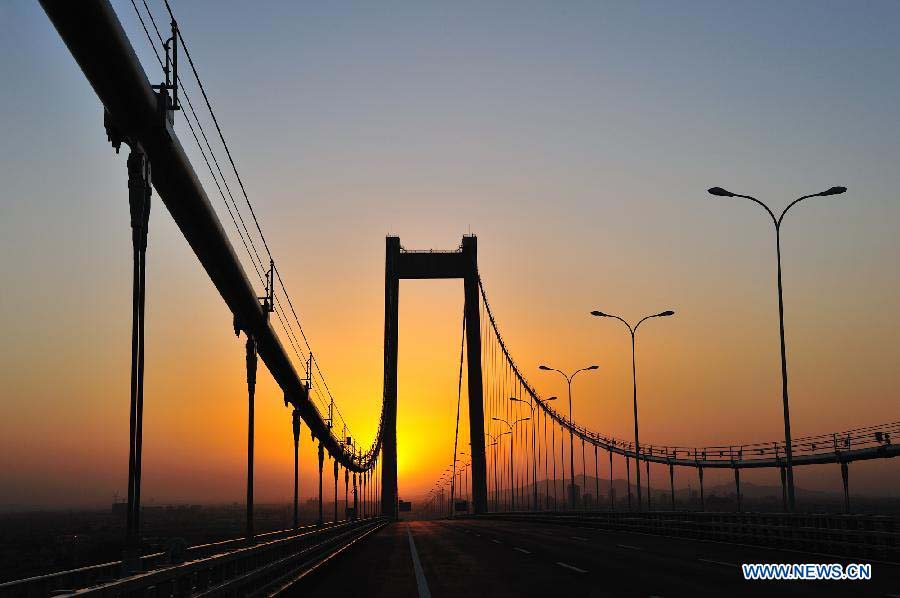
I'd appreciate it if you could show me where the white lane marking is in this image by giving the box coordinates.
[491,539,502,544]
[514,547,531,554]
[616,544,641,550]
[474,533,481,537]
[407,525,432,598]
[571,536,589,541]
[556,561,588,573]
[698,558,736,567]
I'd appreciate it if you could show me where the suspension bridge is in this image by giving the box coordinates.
[3,1,899,596]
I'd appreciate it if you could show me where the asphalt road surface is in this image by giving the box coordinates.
[289,518,900,597]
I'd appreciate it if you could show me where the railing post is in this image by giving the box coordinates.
[780,465,787,512]
[292,409,301,529]
[669,462,675,511]
[646,457,651,511]
[245,335,257,542]
[317,442,324,526]
[334,459,339,523]
[344,467,350,520]
[353,472,358,520]
[626,454,632,511]
[609,449,614,510]
[734,468,742,513]
[840,461,850,514]
[123,145,151,570]
[698,466,705,511]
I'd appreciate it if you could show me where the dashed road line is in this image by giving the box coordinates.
[616,544,641,550]
[556,561,588,574]
[491,539,502,544]
[698,558,736,568]
[571,536,589,541]
[513,547,531,554]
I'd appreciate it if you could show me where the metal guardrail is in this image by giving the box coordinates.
[0,519,386,598]
[550,412,900,469]
[475,512,900,562]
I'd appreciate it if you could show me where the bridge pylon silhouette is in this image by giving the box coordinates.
[382,236,488,517]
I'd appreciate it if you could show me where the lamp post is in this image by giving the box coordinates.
[488,432,509,511]
[540,396,557,510]
[510,396,539,510]
[538,365,599,509]
[492,416,530,511]
[451,451,467,518]
[486,440,499,511]
[707,184,846,512]
[591,309,674,511]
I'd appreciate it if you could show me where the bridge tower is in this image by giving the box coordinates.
[382,235,488,517]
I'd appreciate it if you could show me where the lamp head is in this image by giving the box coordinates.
[819,186,847,196]
[587,365,600,370]
[658,310,675,317]
[539,365,551,371]
[708,186,734,197]
[546,395,558,401]
[590,310,607,317]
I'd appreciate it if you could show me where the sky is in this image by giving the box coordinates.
[1,0,900,510]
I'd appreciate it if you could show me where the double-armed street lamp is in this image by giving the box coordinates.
[492,416,530,510]
[538,365,599,509]
[591,309,674,511]
[486,440,499,510]
[450,451,468,517]
[488,432,510,511]
[707,184,847,512]
[541,396,558,510]
[510,396,539,510]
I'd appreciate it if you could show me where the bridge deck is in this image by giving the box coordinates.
[288,520,900,596]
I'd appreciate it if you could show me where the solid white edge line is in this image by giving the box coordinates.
[556,561,588,573]
[514,547,531,554]
[698,558,736,567]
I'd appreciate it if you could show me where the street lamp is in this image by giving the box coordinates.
[540,396,558,510]
[707,184,846,512]
[510,396,539,510]
[538,364,599,509]
[450,450,468,518]
[488,432,509,511]
[590,309,673,511]
[486,440,499,511]
[492,416,530,510]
